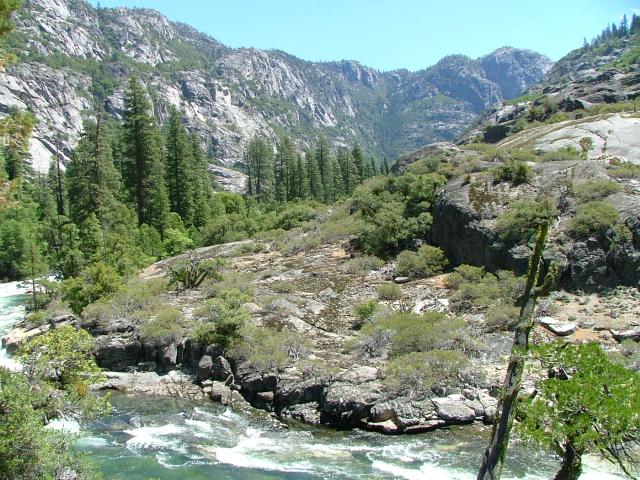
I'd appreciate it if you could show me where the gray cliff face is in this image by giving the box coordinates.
[3,0,552,179]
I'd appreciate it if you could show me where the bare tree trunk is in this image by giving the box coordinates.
[477,222,551,480]
[554,442,583,480]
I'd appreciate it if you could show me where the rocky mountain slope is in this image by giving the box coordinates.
[465,33,640,142]
[1,0,552,175]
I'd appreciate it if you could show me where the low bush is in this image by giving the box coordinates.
[377,283,403,301]
[492,159,533,185]
[232,241,266,256]
[384,350,470,396]
[538,146,582,162]
[447,265,524,317]
[485,304,520,332]
[139,307,183,340]
[343,255,385,274]
[496,198,556,245]
[608,163,640,179]
[190,288,251,347]
[354,299,380,327]
[271,280,296,293]
[395,245,448,279]
[230,325,311,373]
[383,311,464,356]
[567,201,620,239]
[349,326,393,358]
[574,180,621,203]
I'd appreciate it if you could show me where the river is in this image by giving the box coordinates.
[0,281,628,479]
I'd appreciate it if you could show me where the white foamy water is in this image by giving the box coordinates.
[0,281,29,370]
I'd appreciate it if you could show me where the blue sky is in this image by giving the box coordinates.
[89,0,639,71]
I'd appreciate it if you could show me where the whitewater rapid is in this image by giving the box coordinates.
[0,280,29,370]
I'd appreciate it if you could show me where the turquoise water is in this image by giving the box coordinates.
[0,282,628,479]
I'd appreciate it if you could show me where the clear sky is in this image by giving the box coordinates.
[88,0,639,71]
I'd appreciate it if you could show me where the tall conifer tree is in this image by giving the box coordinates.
[122,77,169,232]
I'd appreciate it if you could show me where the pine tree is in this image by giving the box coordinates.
[164,106,195,224]
[332,153,344,199]
[351,144,365,184]
[189,132,214,228]
[295,153,309,200]
[66,115,123,226]
[338,148,359,195]
[246,137,274,203]
[306,149,323,202]
[122,77,169,232]
[275,137,295,204]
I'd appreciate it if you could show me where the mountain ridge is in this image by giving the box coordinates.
[2,0,553,175]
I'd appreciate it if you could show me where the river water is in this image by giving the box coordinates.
[0,282,628,479]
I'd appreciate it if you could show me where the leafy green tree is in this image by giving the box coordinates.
[519,342,640,480]
[122,77,170,232]
[62,261,122,314]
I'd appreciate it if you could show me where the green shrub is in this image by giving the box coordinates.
[169,256,225,290]
[447,265,524,314]
[496,198,556,245]
[384,350,469,395]
[364,311,465,357]
[574,180,621,203]
[377,283,403,301]
[190,288,251,346]
[395,245,448,279]
[230,325,311,373]
[608,163,640,179]
[492,159,533,185]
[568,201,620,239]
[538,146,582,162]
[271,280,296,293]
[343,255,385,274]
[354,299,380,326]
[485,304,520,331]
[232,241,266,256]
[139,307,183,340]
[270,204,316,230]
[62,262,123,314]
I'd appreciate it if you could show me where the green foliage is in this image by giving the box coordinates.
[608,162,640,179]
[574,180,621,203]
[496,198,556,245]
[519,342,640,478]
[492,159,534,185]
[271,280,296,293]
[354,299,380,327]
[538,146,582,162]
[394,244,448,279]
[351,173,445,257]
[0,368,95,480]
[358,310,465,358]
[447,265,524,324]
[139,306,183,340]
[190,288,251,347]
[343,255,385,274]
[568,201,620,238]
[169,256,225,289]
[229,325,311,373]
[384,350,470,396]
[376,282,403,301]
[62,262,123,314]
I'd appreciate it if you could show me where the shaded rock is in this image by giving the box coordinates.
[321,381,384,426]
[197,355,213,381]
[161,342,178,369]
[281,402,322,426]
[94,334,141,371]
[612,327,640,342]
[212,356,233,381]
